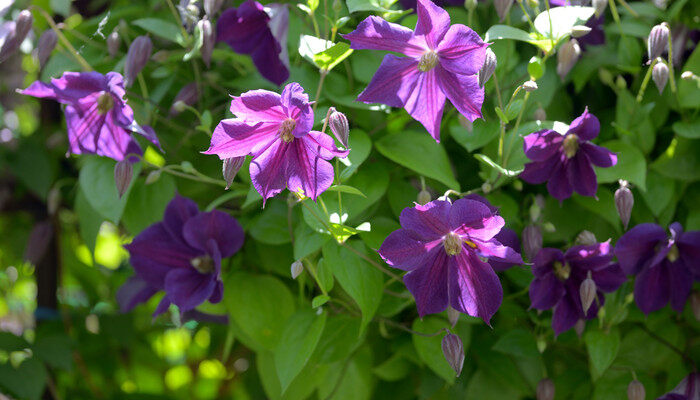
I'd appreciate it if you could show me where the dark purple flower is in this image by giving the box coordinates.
[118,195,244,316]
[657,373,700,400]
[19,71,160,161]
[378,198,522,323]
[614,222,700,314]
[399,0,463,10]
[203,83,348,203]
[520,108,617,201]
[342,0,488,142]
[463,194,521,271]
[217,1,289,85]
[529,242,626,335]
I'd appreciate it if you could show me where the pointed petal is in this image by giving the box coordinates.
[591,263,627,292]
[532,248,565,277]
[435,66,483,124]
[404,248,449,317]
[489,228,521,271]
[529,273,565,310]
[677,231,700,278]
[250,139,289,202]
[357,54,419,109]
[668,262,692,313]
[448,249,503,324]
[217,4,270,54]
[523,130,564,161]
[580,142,617,167]
[414,0,451,48]
[50,71,108,102]
[229,89,286,122]
[163,194,200,245]
[203,119,278,159]
[249,36,289,85]
[379,229,434,271]
[449,198,504,241]
[19,80,57,99]
[520,158,557,184]
[475,238,522,266]
[153,295,172,317]
[285,137,335,200]
[567,152,598,197]
[567,107,600,141]
[305,131,350,159]
[552,290,581,335]
[614,223,666,275]
[281,82,314,137]
[546,158,574,200]
[634,262,670,314]
[164,268,217,311]
[116,276,158,312]
[342,16,426,57]
[182,210,245,258]
[400,200,450,241]
[565,241,613,270]
[436,24,488,76]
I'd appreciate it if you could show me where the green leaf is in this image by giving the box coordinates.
[339,129,372,181]
[494,107,510,124]
[79,156,140,223]
[376,131,460,190]
[534,6,595,42]
[249,200,293,245]
[474,154,524,177]
[450,120,500,152]
[373,354,411,381]
[132,18,185,45]
[293,222,330,260]
[0,358,47,400]
[672,119,700,139]
[312,295,330,308]
[50,0,71,16]
[322,241,383,333]
[572,190,621,232]
[651,137,700,182]
[492,329,540,359]
[594,140,647,190]
[313,42,354,72]
[75,188,103,254]
[484,25,534,43]
[298,35,332,67]
[33,335,73,371]
[313,315,363,363]
[639,171,675,217]
[122,174,176,235]
[274,310,327,393]
[326,185,367,197]
[346,0,402,16]
[412,317,454,384]
[0,332,29,352]
[584,329,620,381]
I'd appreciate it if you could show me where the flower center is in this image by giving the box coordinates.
[191,255,215,274]
[443,232,463,256]
[667,244,679,262]
[418,51,439,72]
[97,92,114,115]
[553,261,571,281]
[562,134,579,158]
[279,118,297,143]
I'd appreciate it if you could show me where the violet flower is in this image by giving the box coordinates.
[657,372,700,400]
[118,195,244,316]
[378,198,522,323]
[217,0,289,85]
[19,71,160,161]
[203,82,348,203]
[342,0,488,142]
[528,242,626,335]
[520,108,617,201]
[614,222,700,314]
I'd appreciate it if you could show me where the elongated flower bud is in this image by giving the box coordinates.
[465,0,478,10]
[204,0,224,17]
[107,31,120,57]
[652,60,669,94]
[522,80,538,92]
[557,39,581,80]
[145,170,161,184]
[574,319,585,337]
[575,230,597,246]
[571,25,592,38]
[534,107,547,121]
[441,334,464,377]
[47,187,61,216]
[223,157,245,190]
[290,260,304,279]
[579,273,596,314]
[592,0,607,16]
[124,35,152,88]
[537,378,555,400]
[328,107,349,148]
[691,292,700,322]
[479,48,497,87]
[37,29,57,68]
[647,23,669,62]
[170,82,198,115]
[627,379,645,400]
[0,10,33,63]
[447,307,460,327]
[681,71,695,81]
[615,180,634,229]
[114,159,133,198]
[199,18,215,68]
[523,225,542,261]
[417,189,431,205]
[494,0,513,22]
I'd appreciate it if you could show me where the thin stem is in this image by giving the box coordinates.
[313,70,328,112]
[340,241,402,282]
[667,28,678,95]
[31,6,93,71]
[503,91,531,168]
[608,0,626,42]
[636,58,657,103]
[164,0,190,40]
[638,323,695,367]
[299,198,333,232]
[516,0,536,32]
[616,0,639,17]
[302,259,328,296]
[493,74,507,162]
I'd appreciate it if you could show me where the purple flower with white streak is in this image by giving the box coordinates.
[529,242,626,335]
[203,82,348,203]
[614,222,700,314]
[217,1,289,85]
[343,0,488,142]
[520,108,617,201]
[657,372,700,400]
[118,195,244,316]
[20,71,160,161]
[378,198,522,323]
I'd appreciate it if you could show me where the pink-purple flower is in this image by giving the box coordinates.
[528,242,626,335]
[658,372,700,400]
[20,71,160,161]
[520,108,617,201]
[203,82,348,203]
[342,0,488,142]
[118,195,244,316]
[614,222,700,314]
[378,198,522,323]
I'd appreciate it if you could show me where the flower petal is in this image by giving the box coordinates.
[435,65,483,124]
[551,290,581,335]
[591,263,627,292]
[532,248,565,277]
[356,54,419,109]
[475,237,522,267]
[567,107,600,141]
[415,0,451,48]
[250,139,289,203]
[281,82,314,137]
[400,200,450,241]
[163,194,200,246]
[448,249,503,324]
[677,231,700,278]
[546,157,574,200]
[342,16,426,57]
[529,273,565,310]
[404,248,449,317]
[305,131,350,160]
[203,119,278,159]
[436,24,488,75]
[116,276,158,312]
[580,142,617,167]
[668,262,692,313]
[379,229,432,271]
[565,241,613,270]
[153,295,172,317]
[249,33,289,85]
[229,89,286,122]
[164,268,217,311]
[523,130,564,161]
[217,3,270,54]
[19,80,57,99]
[285,137,335,200]
[449,198,504,241]
[567,152,598,197]
[50,71,108,103]
[614,223,667,275]
[520,157,557,184]
[634,262,670,314]
[488,228,522,271]
[182,210,245,258]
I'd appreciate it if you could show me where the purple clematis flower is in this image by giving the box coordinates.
[614,222,700,314]
[203,82,348,203]
[378,198,522,323]
[529,242,626,335]
[117,194,244,316]
[520,108,617,201]
[657,372,700,400]
[20,71,160,161]
[217,0,289,85]
[342,0,488,142]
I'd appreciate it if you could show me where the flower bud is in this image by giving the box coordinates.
[571,25,592,38]
[575,230,597,246]
[37,29,57,68]
[557,39,581,80]
[145,169,161,185]
[114,159,133,198]
[290,260,304,279]
[447,307,460,327]
[479,48,497,87]
[328,107,350,148]
[652,60,669,94]
[615,180,634,229]
[543,222,555,233]
[529,201,541,222]
[579,273,597,314]
[481,181,492,194]
[441,334,464,377]
[536,378,555,400]
[0,9,33,63]
[647,23,669,62]
[534,107,546,121]
[107,31,120,58]
[616,75,627,89]
[333,0,343,14]
[523,225,542,261]
[681,71,695,81]
[627,379,645,400]
[464,0,478,11]
[170,83,198,115]
[417,189,431,205]
[527,0,539,9]
[494,0,513,22]
[124,35,152,88]
[222,157,245,190]
[574,319,585,337]
[47,187,61,216]
[204,0,224,16]
[535,194,546,210]
[521,80,538,92]
[199,18,215,68]
[592,0,607,16]
[691,292,700,322]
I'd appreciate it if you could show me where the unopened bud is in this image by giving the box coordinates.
[652,60,669,94]
[481,181,492,194]
[647,23,669,62]
[199,18,215,68]
[543,222,555,233]
[571,25,592,38]
[290,260,304,279]
[530,201,541,222]
[557,39,581,80]
[536,378,555,400]
[691,292,700,321]
[523,225,542,261]
[222,157,245,190]
[627,379,645,400]
[527,0,539,9]
[615,180,634,229]
[574,319,585,337]
[494,0,513,22]
[592,0,607,16]
[447,307,460,327]
[145,169,161,184]
[0,10,33,63]
[535,194,546,209]
[464,0,478,11]
[107,31,120,58]
[417,190,431,205]
[124,35,152,88]
[172,101,187,114]
[681,71,695,81]
[114,160,133,198]
[575,230,597,246]
[441,334,464,377]
[328,107,350,148]
[534,107,546,121]
[170,83,198,115]
[37,29,57,68]
[521,80,538,92]
[47,187,61,216]
[204,0,224,16]
[479,48,497,87]
[579,273,597,314]
[333,0,343,14]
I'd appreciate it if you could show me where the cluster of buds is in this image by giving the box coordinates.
[479,48,497,87]
[557,39,581,80]
[222,157,245,190]
[614,180,634,230]
[124,35,152,87]
[441,333,464,377]
[0,9,33,63]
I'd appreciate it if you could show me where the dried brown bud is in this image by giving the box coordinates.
[290,260,304,279]
[494,0,513,22]
[114,159,133,198]
[37,29,57,68]
[107,31,120,58]
[124,35,152,87]
[627,379,645,400]
[199,18,215,68]
[328,107,349,148]
[523,225,542,261]
[615,180,634,230]
[557,39,581,80]
[536,378,555,400]
[222,157,245,190]
[441,333,464,377]
[479,48,497,87]
[579,273,597,314]
[647,23,669,62]
[652,60,669,94]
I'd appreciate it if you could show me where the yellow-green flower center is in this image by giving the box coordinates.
[279,118,297,143]
[553,261,571,281]
[418,51,439,72]
[97,92,114,115]
[667,244,679,262]
[563,134,579,158]
[443,232,463,256]
[191,255,215,274]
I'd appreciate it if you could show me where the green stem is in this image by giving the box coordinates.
[636,58,657,103]
[616,0,639,17]
[516,0,537,32]
[164,0,190,41]
[503,91,531,169]
[31,6,93,71]
[302,259,328,296]
[608,0,626,42]
[313,70,328,113]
